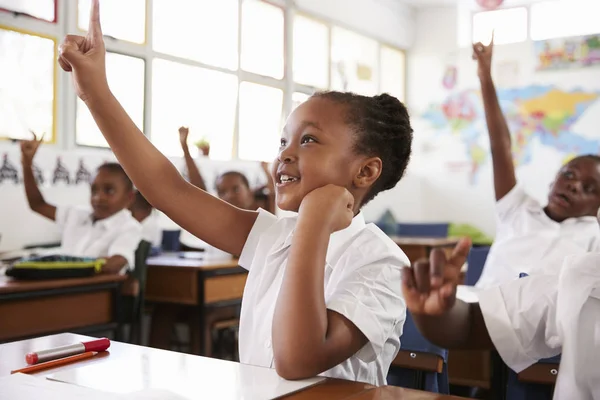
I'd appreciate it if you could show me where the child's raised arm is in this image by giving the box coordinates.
[20,132,56,221]
[473,33,517,201]
[178,126,207,191]
[401,239,493,349]
[58,0,257,255]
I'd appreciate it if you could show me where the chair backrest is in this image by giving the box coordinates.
[396,223,449,238]
[131,240,152,314]
[465,245,491,286]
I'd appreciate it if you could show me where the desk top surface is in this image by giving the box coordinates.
[0,273,126,295]
[146,253,241,271]
[0,334,467,399]
[391,236,460,247]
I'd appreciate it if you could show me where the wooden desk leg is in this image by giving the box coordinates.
[196,272,206,356]
[112,284,123,341]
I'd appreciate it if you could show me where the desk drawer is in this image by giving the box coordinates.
[518,363,559,385]
[146,268,197,305]
[204,274,247,304]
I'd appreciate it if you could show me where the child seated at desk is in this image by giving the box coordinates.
[129,190,161,248]
[60,3,412,385]
[20,133,141,274]
[401,232,600,399]
[472,35,600,288]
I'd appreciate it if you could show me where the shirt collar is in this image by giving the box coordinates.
[528,203,600,226]
[89,209,131,229]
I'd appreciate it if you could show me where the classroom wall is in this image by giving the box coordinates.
[405,5,600,236]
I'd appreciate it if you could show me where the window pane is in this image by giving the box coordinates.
[380,46,405,102]
[76,53,144,147]
[153,0,238,70]
[531,0,600,41]
[0,28,54,141]
[292,92,310,111]
[331,27,379,95]
[241,0,284,79]
[238,82,283,162]
[152,59,238,160]
[472,7,528,45]
[0,0,55,21]
[293,15,328,88]
[78,0,145,44]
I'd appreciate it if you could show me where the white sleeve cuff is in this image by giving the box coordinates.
[479,286,539,373]
[495,184,528,219]
[55,206,71,229]
[239,209,278,271]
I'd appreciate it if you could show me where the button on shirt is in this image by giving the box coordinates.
[476,185,600,289]
[56,206,142,270]
[479,253,600,399]
[238,209,409,386]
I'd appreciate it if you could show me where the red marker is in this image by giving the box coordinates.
[25,338,110,365]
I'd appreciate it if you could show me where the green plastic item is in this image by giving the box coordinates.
[448,223,493,246]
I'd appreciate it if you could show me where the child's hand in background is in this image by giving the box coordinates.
[20,131,44,166]
[299,184,354,233]
[179,126,190,148]
[402,238,471,316]
[472,31,494,80]
[58,0,109,104]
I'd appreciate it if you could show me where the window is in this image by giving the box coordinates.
[293,15,329,88]
[76,53,145,147]
[380,46,405,102]
[531,0,600,41]
[241,0,284,79]
[238,82,283,161]
[331,26,379,95]
[153,0,238,70]
[0,0,55,21]
[0,27,55,141]
[472,7,528,45]
[292,92,311,111]
[78,0,146,44]
[151,59,238,160]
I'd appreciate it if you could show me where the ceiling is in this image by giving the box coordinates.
[398,0,460,8]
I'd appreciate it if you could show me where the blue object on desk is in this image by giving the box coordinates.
[161,230,181,252]
[396,223,449,238]
[387,312,449,393]
[465,246,491,286]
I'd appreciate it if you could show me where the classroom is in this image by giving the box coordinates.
[1,0,599,399]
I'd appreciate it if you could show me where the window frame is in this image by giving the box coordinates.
[471,6,529,46]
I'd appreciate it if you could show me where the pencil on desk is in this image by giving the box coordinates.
[11,351,96,374]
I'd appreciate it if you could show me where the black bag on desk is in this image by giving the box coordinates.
[5,255,105,280]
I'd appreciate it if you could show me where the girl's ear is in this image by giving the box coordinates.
[353,157,382,189]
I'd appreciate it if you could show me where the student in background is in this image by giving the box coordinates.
[59,3,412,384]
[20,133,141,274]
[178,126,275,213]
[401,232,600,399]
[472,35,600,288]
[129,190,161,248]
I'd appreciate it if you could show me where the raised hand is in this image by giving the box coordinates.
[58,0,109,104]
[178,127,190,148]
[472,31,494,80]
[299,184,354,233]
[20,131,45,166]
[402,238,471,316]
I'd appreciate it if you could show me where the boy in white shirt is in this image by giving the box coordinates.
[402,235,600,399]
[472,35,600,289]
[21,133,141,274]
[129,190,161,248]
[59,2,412,384]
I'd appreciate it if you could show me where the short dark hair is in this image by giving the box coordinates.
[97,162,133,190]
[132,190,153,211]
[311,91,413,205]
[569,154,600,165]
[217,171,250,189]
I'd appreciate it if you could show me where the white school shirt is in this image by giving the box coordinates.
[140,212,162,247]
[475,184,600,289]
[238,209,409,386]
[479,253,600,399]
[56,206,142,270]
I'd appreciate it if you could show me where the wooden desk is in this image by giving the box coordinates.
[0,274,126,343]
[145,254,247,355]
[391,237,459,263]
[0,334,469,399]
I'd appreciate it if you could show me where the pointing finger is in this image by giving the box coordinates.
[88,0,103,45]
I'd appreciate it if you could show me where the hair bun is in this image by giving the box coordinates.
[372,93,405,115]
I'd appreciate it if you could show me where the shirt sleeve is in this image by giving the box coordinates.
[239,209,278,271]
[495,184,530,221]
[326,261,405,363]
[55,206,75,230]
[107,222,142,270]
[478,274,562,373]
